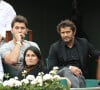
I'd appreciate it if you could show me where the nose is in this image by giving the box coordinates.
[18,28,22,32]
[64,32,68,36]
[29,56,32,59]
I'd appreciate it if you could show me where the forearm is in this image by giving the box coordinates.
[4,32,25,64]
[4,43,21,64]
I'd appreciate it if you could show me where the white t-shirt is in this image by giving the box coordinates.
[0,40,40,65]
[0,1,16,37]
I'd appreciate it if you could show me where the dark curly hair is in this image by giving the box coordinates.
[57,19,76,34]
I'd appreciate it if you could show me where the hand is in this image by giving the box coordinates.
[15,33,25,42]
[69,66,82,77]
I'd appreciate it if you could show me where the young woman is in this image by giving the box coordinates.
[18,46,48,80]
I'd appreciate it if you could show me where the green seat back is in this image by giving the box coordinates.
[85,79,99,87]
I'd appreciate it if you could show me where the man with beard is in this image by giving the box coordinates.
[48,19,100,88]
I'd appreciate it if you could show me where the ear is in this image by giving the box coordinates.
[11,29,13,34]
[25,28,28,34]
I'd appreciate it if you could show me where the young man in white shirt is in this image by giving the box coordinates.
[0,15,40,79]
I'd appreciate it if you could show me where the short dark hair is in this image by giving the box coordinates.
[11,15,28,28]
[57,19,76,33]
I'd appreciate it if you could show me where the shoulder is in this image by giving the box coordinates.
[0,41,14,56]
[1,40,14,47]
[25,40,40,50]
[76,37,88,43]
[50,40,63,50]
[50,40,62,47]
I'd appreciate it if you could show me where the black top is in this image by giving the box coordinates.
[48,37,100,76]
[18,65,48,80]
[63,40,81,68]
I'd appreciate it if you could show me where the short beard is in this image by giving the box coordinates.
[65,38,74,47]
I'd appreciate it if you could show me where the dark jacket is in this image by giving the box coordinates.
[48,37,100,76]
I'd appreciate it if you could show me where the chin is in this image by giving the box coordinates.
[64,40,69,43]
[27,64,33,66]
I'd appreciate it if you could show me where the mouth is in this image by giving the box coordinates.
[63,38,69,41]
[20,35,25,39]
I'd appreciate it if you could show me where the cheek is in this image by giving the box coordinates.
[32,58,39,64]
[25,57,28,63]
[60,34,64,38]
[66,33,74,38]
[26,57,39,65]
[23,30,27,34]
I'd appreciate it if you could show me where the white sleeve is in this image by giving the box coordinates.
[0,1,16,37]
[5,5,16,30]
[0,56,4,81]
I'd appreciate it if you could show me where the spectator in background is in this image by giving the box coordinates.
[0,0,16,46]
[18,46,48,80]
[0,15,40,79]
[18,46,71,87]
[48,19,100,88]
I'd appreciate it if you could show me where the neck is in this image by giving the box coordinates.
[66,38,75,48]
[13,38,24,44]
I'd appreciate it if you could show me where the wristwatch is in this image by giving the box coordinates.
[16,41,22,46]
[69,66,72,70]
